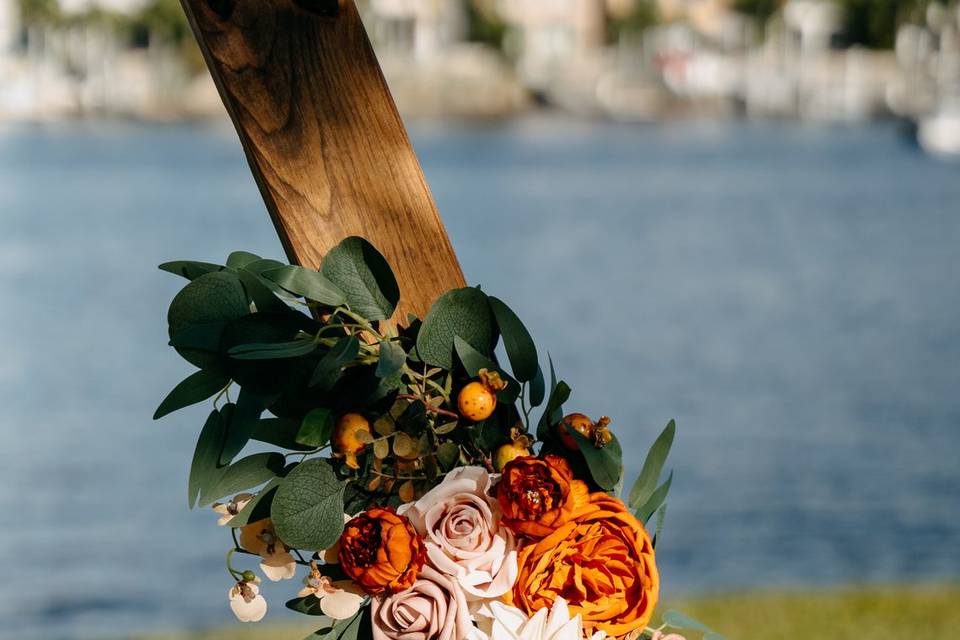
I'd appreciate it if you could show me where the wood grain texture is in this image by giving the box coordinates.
[179,0,465,321]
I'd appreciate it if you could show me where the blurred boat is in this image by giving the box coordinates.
[917,99,960,158]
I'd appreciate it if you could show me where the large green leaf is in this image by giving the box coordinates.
[528,364,545,408]
[320,237,399,321]
[627,420,676,511]
[571,428,623,491]
[262,265,347,306]
[310,336,360,389]
[153,369,228,420]
[297,408,335,448]
[159,260,224,280]
[251,418,316,451]
[226,251,262,269]
[488,296,538,382]
[417,287,496,370]
[199,452,285,507]
[229,338,318,360]
[168,271,250,370]
[220,389,269,464]
[188,408,229,508]
[271,458,346,550]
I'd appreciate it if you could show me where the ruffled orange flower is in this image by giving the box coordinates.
[338,507,425,595]
[495,455,590,538]
[505,492,659,639]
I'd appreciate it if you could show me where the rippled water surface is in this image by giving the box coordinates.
[1,117,958,639]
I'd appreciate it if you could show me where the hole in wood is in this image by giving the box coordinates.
[294,0,339,17]
[204,0,235,20]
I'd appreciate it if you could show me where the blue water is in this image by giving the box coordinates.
[1,117,958,639]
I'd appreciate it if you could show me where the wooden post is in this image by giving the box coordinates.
[179,0,465,320]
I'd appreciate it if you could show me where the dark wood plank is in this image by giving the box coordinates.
[179,0,465,320]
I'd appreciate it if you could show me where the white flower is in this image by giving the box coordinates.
[239,519,296,581]
[398,466,517,602]
[475,598,606,640]
[228,579,267,622]
[298,561,365,620]
[212,493,254,526]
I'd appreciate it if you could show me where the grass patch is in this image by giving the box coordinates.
[140,585,960,640]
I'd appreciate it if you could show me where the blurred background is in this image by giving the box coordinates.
[1,1,959,639]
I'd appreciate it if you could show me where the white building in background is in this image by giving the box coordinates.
[369,0,467,61]
[58,0,149,15]
[0,1,18,53]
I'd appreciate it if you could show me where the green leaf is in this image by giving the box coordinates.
[417,287,496,370]
[571,428,623,491]
[262,265,347,306]
[251,418,316,451]
[437,441,460,470]
[229,338,318,360]
[236,267,292,315]
[285,595,327,616]
[229,477,282,528]
[153,369,228,420]
[168,322,226,353]
[220,389,269,464]
[310,336,360,389]
[528,364,545,408]
[159,260,224,280]
[199,452,285,507]
[168,271,250,370]
[376,340,406,378]
[188,409,228,508]
[453,336,520,402]
[226,251,262,269]
[652,504,667,549]
[635,470,673,524]
[627,420,676,511]
[271,458,346,550]
[488,296,538,382]
[297,408,335,448]
[536,380,570,441]
[320,236,399,321]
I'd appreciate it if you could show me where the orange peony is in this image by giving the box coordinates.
[496,454,590,538]
[505,492,659,639]
[338,507,426,595]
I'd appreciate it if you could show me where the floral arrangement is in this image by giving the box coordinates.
[155,237,722,640]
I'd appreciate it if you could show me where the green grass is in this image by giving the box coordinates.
[140,586,960,640]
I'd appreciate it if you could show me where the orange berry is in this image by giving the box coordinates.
[458,381,496,421]
[333,413,370,469]
[557,413,594,450]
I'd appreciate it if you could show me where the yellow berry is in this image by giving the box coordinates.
[494,442,530,471]
[457,381,496,421]
[333,413,369,469]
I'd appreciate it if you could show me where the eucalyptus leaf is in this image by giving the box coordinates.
[229,338,318,360]
[627,420,676,511]
[271,458,346,550]
[489,296,538,382]
[297,408,335,448]
[220,388,269,464]
[168,271,249,370]
[199,452,285,507]
[226,251,263,269]
[285,595,327,616]
[528,364,545,408]
[237,267,292,315]
[168,322,226,353]
[262,265,346,306]
[320,237,399,321]
[536,380,570,442]
[652,504,667,549]
[252,418,315,451]
[188,409,228,508]
[159,260,224,280]
[635,470,673,524]
[376,340,406,378]
[453,336,520,402]
[417,287,496,370]
[570,428,623,491]
[310,336,360,389]
[153,369,228,420]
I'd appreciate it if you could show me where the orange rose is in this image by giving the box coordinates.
[496,454,590,538]
[506,492,659,639]
[338,507,426,595]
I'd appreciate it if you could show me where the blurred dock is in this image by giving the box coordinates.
[1,1,959,152]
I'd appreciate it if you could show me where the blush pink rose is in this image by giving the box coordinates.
[371,564,474,640]
[398,466,517,601]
